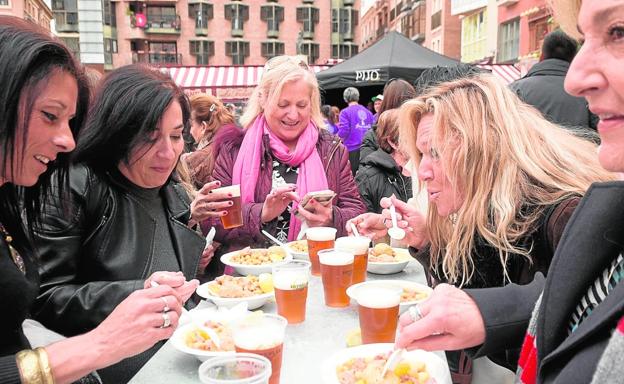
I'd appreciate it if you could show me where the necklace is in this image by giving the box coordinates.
[0,223,26,275]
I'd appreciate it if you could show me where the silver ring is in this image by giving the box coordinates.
[160,297,170,313]
[409,304,423,322]
[160,311,171,328]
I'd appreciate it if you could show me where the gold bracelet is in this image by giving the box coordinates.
[15,349,43,384]
[35,348,55,384]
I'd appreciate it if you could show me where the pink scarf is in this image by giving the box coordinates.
[232,115,328,240]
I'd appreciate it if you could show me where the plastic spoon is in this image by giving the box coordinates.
[349,222,361,237]
[381,348,405,379]
[261,229,294,259]
[388,204,406,240]
[204,227,216,250]
[150,281,221,348]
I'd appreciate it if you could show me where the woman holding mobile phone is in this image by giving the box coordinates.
[210,56,366,250]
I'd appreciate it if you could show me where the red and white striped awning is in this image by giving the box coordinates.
[163,63,520,98]
[476,64,521,84]
[165,65,330,90]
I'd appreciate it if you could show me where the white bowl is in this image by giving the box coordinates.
[366,247,413,274]
[220,248,293,275]
[346,280,432,314]
[171,308,238,362]
[321,343,451,384]
[196,281,274,310]
[285,240,309,260]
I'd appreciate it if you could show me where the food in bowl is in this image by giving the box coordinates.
[207,275,273,298]
[336,351,435,384]
[288,240,308,253]
[184,320,235,352]
[369,243,409,263]
[401,287,430,303]
[230,246,286,265]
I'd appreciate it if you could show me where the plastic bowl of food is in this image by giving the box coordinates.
[285,240,309,260]
[221,247,292,275]
[366,244,413,274]
[321,343,451,384]
[196,275,275,310]
[346,280,432,314]
[171,308,239,362]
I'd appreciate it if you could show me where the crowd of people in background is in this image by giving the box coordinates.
[2,0,624,382]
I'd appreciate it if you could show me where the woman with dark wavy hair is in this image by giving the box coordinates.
[0,17,190,384]
[32,64,208,382]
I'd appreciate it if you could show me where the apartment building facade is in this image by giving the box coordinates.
[50,0,362,71]
[360,0,460,60]
[0,0,53,30]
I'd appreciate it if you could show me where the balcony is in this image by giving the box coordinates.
[450,0,487,15]
[412,33,425,43]
[144,15,181,34]
[302,30,314,39]
[267,29,279,38]
[54,11,79,33]
[497,0,518,6]
[132,52,182,65]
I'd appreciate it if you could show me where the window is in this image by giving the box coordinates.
[104,38,118,53]
[190,40,214,64]
[189,2,213,29]
[498,18,520,62]
[103,1,116,27]
[149,42,179,64]
[461,10,487,62]
[261,41,285,58]
[529,14,551,53]
[225,40,249,65]
[146,6,178,29]
[224,2,249,32]
[431,10,442,30]
[53,0,77,10]
[261,5,284,33]
[413,2,426,38]
[300,42,319,64]
[432,0,442,12]
[297,6,319,34]
[331,43,357,60]
[431,38,441,53]
[0,0,9,6]
[54,11,79,32]
[339,7,358,36]
[60,36,80,61]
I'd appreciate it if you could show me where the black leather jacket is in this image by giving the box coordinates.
[32,164,205,336]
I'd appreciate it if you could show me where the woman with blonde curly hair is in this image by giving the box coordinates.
[383,74,614,379]
[398,74,613,289]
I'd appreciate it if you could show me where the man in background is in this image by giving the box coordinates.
[510,30,596,130]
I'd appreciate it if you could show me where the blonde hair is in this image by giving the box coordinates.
[399,74,615,286]
[240,55,325,130]
[548,0,582,40]
[189,93,235,146]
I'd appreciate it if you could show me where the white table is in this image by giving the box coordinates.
[129,259,514,383]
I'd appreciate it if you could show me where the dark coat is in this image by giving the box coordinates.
[417,197,579,372]
[355,148,412,214]
[510,59,595,129]
[210,126,367,252]
[469,182,624,383]
[33,164,205,336]
[359,127,379,163]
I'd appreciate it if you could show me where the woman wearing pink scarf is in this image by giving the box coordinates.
[210,56,366,253]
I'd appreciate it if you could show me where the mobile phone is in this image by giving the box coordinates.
[298,190,336,210]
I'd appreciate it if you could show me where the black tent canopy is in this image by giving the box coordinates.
[317,31,459,90]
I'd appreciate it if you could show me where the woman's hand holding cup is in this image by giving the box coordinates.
[190,181,234,222]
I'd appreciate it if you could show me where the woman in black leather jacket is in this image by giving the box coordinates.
[31,65,222,382]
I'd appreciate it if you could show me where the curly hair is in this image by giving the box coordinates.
[399,74,615,286]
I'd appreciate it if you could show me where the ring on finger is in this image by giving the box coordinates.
[160,311,171,328]
[160,297,170,313]
[409,304,423,323]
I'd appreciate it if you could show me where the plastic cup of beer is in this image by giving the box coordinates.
[198,353,272,384]
[305,227,337,276]
[233,314,287,384]
[272,260,311,324]
[335,236,371,285]
[318,249,354,307]
[356,285,401,344]
[213,185,243,229]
